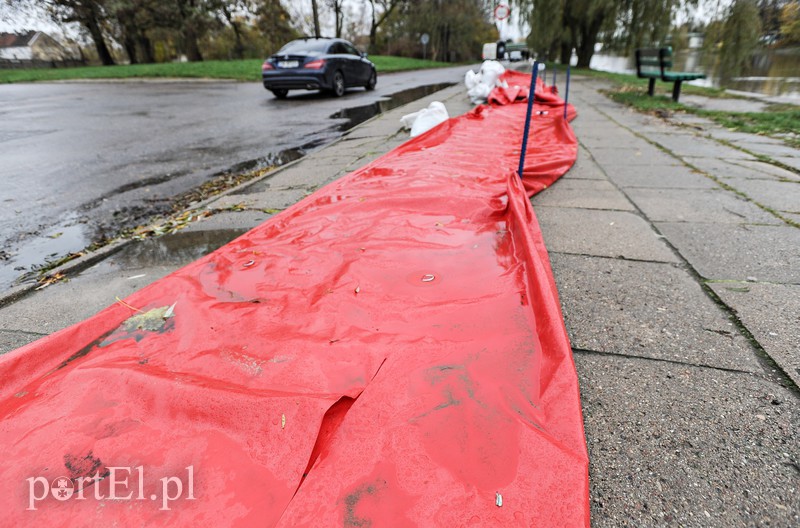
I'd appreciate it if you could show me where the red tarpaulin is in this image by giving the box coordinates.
[0,74,588,527]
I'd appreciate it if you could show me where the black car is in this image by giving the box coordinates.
[262,38,377,99]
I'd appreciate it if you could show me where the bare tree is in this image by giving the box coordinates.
[46,0,117,65]
[326,0,344,37]
[217,1,246,58]
[311,0,321,36]
[368,0,406,51]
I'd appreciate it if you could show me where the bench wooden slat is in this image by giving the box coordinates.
[634,46,706,102]
[662,71,705,82]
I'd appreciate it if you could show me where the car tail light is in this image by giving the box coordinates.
[262,61,274,71]
[304,59,325,70]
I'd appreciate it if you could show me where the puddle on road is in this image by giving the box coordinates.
[330,83,454,131]
[1,83,454,295]
[1,216,89,291]
[219,135,332,177]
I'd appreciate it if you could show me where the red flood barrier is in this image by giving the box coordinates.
[0,75,588,526]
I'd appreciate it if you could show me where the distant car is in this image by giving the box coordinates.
[262,37,377,99]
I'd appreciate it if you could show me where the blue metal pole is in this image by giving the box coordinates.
[517,61,539,179]
[563,65,571,119]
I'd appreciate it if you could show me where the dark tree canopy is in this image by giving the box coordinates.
[515,0,690,67]
[377,0,498,62]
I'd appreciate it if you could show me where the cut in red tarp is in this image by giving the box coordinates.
[0,77,588,526]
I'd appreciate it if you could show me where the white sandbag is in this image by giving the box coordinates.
[479,60,505,87]
[464,69,479,90]
[467,82,492,104]
[464,60,507,103]
[399,109,422,130]
[400,101,450,137]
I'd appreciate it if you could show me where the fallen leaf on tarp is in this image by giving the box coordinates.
[123,305,175,332]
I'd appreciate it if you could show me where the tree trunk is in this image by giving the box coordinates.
[311,0,321,37]
[368,0,384,52]
[138,35,155,63]
[335,4,342,37]
[625,5,638,56]
[560,40,571,64]
[85,14,115,65]
[575,39,593,68]
[231,21,245,59]
[576,15,603,69]
[368,0,403,53]
[176,0,203,62]
[444,23,451,62]
[222,6,245,59]
[183,24,203,61]
[123,35,138,64]
[559,7,576,65]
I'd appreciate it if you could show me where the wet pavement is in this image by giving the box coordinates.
[0,66,468,292]
[0,75,798,526]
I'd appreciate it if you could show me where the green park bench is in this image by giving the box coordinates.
[634,47,706,103]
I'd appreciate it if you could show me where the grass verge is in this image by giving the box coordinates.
[584,69,799,148]
[0,55,454,84]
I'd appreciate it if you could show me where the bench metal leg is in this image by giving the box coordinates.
[648,78,655,96]
[672,80,682,102]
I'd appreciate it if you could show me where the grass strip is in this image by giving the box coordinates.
[0,55,455,84]
[585,69,799,148]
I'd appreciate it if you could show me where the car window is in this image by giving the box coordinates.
[343,43,361,56]
[277,40,330,54]
[329,43,346,54]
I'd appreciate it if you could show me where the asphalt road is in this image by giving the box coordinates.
[0,65,471,291]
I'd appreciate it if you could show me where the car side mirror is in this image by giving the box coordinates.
[361,52,368,58]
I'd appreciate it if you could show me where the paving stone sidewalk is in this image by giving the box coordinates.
[0,78,797,526]
[536,77,798,526]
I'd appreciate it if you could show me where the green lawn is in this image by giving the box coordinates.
[578,68,800,149]
[0,56,453,84]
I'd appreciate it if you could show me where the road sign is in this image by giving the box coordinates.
[494,3,510,21]
[420,33,429,60]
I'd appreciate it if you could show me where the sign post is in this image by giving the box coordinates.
[420,33,430,61]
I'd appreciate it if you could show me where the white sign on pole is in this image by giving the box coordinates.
[420,33,430,60]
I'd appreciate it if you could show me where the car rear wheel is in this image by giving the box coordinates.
[331,71,345,97]
[271,89,288,99]
[365,70,377,91]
